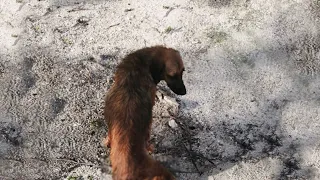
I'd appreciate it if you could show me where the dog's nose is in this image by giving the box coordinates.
[177,86,186,95]
[180,89,186,95]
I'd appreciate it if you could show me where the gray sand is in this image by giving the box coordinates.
[1,0,320,179]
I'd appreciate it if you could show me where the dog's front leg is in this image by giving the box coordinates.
[146,125,154,154]
[104,131,111,148]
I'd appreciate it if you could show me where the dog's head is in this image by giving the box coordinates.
[163,49,186,95]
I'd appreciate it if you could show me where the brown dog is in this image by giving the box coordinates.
[104,46,186,180]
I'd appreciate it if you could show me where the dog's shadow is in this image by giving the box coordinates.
[151,97,313,180]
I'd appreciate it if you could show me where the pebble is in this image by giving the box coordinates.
[168,119,178,129]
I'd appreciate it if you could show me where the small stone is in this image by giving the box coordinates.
[168,119,178,129]
[77,16,90,25]
[124,8,134,12]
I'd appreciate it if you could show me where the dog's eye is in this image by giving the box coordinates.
[168,74,177,79]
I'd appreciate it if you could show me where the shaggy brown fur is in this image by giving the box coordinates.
[104,46,186,180]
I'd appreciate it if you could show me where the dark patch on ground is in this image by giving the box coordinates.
[51,0,105,7]
[230,53,256,69]
[15,57,37,97]
[279,156,301,180]
[99,54,117,68]
[51,97,67,115]
[220,122,282,158]
[0,122,22,146]
[277,143,313,180]
[207,0,233,7]
[22,73,36,90]
[100,54,116,61]
[0,62,4,76]
[22,57,35,71]
[14,72,36,97]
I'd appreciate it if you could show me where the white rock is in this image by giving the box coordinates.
[168,119,178,129]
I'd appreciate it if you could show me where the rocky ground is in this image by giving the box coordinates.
[1,0,320,179]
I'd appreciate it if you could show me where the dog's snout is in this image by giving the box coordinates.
[179,86,186,95]
[176,84,186,95]
[168,81,186,95]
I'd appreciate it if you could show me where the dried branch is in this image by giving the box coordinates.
[182,143,202,175]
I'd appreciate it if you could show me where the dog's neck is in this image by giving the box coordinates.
[149,58,164,84]
[134,47,166,84]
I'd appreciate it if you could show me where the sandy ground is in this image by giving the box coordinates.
[0,0,320,179]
